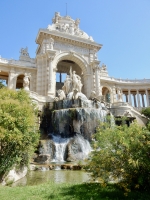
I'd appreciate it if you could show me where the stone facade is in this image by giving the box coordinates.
[0,12,150,115]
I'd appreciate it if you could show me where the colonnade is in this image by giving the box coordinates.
[122,89,150,109]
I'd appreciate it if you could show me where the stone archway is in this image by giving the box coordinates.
[16,74,25,89]
[53,52,92,98]
[102,86,112,103]
[0,71,9,87]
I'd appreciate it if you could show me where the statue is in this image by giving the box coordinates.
[90,91,96,100]
[101,64,107,71]
[75,18,80,28]
[69,66,83,92]
[61,24,66,32]
[93,49,98,60]
[62,66,83,96]
[63,75,72,94]
[77,76,83,93]
[49,38,54,50]
[117,88,123,102]
[23,74,30,91]
[69,23,74,34]
[90,90,101,102]
[72,88,80,100]
[20,47,29,57]
[57,89,66,100]
[55,12,60,23]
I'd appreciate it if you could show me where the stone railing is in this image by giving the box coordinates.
[0,57,8,64]
[101,76,150,84]
[0,56,36,68]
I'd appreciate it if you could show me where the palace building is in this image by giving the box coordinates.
[0,12,149,125]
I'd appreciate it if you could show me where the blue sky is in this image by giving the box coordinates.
[0,0,150,79]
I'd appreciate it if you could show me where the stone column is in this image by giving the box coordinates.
[146,90,150,107]
[125,94,128,102]
[137,90,141,108]
[128,89,132,105]
[8,68,16,89]
[141,94,145,107]
[133,94,137,107]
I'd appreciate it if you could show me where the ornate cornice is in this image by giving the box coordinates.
[36,29,102,51]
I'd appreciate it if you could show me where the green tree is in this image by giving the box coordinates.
[141,107,150,130]
[0,88,40,180]
[85,122,150,193]
[141,107,150,118]
[0,80,5,89]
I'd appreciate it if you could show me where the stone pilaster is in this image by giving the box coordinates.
[46,50,56,97]
[8,68,16,89]
[112,86,117,103]
[91,60,101,97]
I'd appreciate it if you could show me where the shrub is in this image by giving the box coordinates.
[0,88,40,180]
[85,121,150,193]
[141,107,150,118]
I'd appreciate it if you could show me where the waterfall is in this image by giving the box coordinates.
[37,96,108,163]
[75,134,92,158]
[51,135,70,162]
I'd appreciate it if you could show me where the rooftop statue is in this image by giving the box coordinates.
[48,12,94,41]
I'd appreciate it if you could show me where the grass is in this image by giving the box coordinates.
[0,182,150,200]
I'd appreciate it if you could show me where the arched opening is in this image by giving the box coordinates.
[0,71,9,87]
[102,87,111,103]
[53,52,91,98]
[56,59,83,94]
[16,74,25,89]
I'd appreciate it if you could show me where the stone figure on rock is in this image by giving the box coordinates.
[23,74,30,91]
[69,66,83,93]
[72,88,80,100]
[62,66,83,96]
[90,90,101,102]
[57,89,66,100]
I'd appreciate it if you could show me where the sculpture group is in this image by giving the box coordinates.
[56,66,83,101]
[63,66,83,94]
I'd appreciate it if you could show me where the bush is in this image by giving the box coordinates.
[85,121,150,193]
[141,107,150,118]
[0,88,40,180]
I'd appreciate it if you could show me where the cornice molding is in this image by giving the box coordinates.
[36,29,102,51]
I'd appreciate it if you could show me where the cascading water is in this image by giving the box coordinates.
[37,97,108,163]
[51,135,69,162]
[36,69,108,163]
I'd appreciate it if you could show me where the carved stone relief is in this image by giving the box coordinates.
[54,41,89,55]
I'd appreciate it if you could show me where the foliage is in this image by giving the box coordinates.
[0,88,39,179]
[0,80,5,89]
[0,182,150,200]
[141,107,150,118]
[141,107,150,130]
[85,122,150,194]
